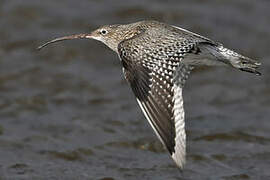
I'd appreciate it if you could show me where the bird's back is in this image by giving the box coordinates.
[119,20,261,75]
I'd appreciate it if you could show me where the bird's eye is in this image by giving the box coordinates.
[100,29,108,35]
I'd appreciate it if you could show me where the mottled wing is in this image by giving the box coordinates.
[118,33,195,168]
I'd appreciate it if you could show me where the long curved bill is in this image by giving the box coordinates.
[37,33,92,50]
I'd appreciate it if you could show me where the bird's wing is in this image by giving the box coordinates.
[118,35,195,168]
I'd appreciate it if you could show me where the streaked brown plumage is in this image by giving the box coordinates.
[38,20,261,169]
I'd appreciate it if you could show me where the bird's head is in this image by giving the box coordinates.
[90,24,133,51]
[38,22,144,52]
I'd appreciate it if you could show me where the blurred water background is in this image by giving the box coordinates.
[0,0,269,179]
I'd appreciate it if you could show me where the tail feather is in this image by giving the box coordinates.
[183,43,262,76]
[216,45,262,76]
[237,56,261,76]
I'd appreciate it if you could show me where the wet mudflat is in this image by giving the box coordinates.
[0,0,269,179]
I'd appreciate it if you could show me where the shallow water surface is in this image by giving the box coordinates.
[0,0,269,179]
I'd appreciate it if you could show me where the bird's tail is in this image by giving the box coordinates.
[232,56,261,75]
[216,45,262,76]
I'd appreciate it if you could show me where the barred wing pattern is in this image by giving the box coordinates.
[118,36,195,168]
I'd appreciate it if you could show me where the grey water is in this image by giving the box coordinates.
[0,0,269,179]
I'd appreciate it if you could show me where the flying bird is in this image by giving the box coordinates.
[38,20,261,169]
